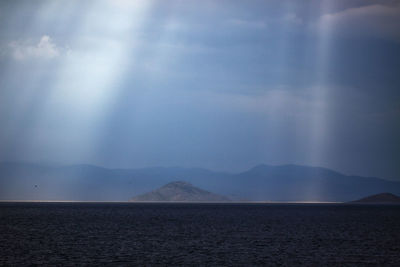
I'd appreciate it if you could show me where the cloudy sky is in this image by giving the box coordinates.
[0,0,399,180]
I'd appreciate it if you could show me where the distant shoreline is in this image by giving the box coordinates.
[0,200,343,204]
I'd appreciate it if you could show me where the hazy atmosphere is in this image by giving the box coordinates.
[1,2,400,265]
[0,0,399,180]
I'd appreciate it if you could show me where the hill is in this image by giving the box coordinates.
[131,181,230,202]
[351,193,400,204]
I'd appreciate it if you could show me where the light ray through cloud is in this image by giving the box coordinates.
[303,0,336,199]
[307,0,335,167]
[36,1,154,162]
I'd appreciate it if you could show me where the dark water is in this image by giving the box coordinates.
[0,203,399,266]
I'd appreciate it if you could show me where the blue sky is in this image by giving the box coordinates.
[0,0,399,180]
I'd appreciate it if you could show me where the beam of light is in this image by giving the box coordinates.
[309,0,335,164]
[0,0,157,199]
[33,0,154,163]
[304,0,335,200]
[50,0,152,117]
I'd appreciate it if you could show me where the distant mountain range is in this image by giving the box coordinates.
[1,162,400,202]
[131,181,230,202]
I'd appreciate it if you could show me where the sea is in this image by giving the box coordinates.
[0,202,399,266]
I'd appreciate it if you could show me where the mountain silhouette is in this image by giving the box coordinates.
[352,193,400,204]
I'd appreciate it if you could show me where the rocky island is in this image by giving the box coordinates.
[131,181,230,202]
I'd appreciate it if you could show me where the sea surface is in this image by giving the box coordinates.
[0,202,399,266]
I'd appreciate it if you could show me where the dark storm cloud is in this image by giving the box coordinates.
[0,0,399,180]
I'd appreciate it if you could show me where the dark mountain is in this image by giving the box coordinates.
[131,181,230,202]
[351,193,400,204]
[1,162,400,202]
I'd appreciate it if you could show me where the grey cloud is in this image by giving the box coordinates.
[319,4,400,42]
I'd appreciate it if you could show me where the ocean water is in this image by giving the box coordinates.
[0,203,399,266]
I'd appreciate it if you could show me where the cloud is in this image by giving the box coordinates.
[8,35,66,60]
[319,4,400,41]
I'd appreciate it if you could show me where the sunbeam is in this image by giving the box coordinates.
[26,1,153,162]
[307,0,335,168]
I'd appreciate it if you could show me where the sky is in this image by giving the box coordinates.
[0,0,399,180]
